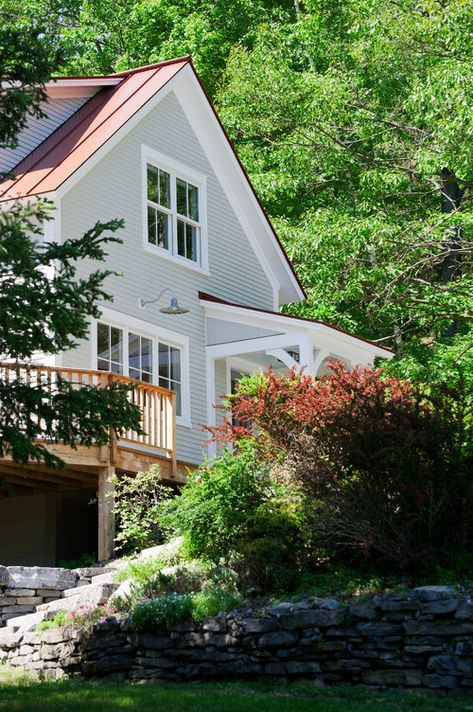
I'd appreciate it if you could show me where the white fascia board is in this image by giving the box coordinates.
[171,67,304,307]
[55,69,186,200]
[46,78,121,99]
[200,298,393,361]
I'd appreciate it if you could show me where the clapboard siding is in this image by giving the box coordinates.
[59,90,274,464]
[0,97,91,174]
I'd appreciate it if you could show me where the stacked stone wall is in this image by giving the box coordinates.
[3,585,473,689]
[0,565,95,627]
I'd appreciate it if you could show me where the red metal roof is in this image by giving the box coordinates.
[198,291,394,354]
[0,58,189,201]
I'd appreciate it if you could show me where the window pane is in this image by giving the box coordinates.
[170,347,181,382]
[159,170,170,209]
[128,333,140,371]
[158,376,169,390]
[156,210,169,250]
[177,219,185,257]
[188,183,199,221]
[97,358,108,371]
[110,361,122,374]
[159,342,169,380]
[97,323,109,361]
[147,206,156,245]
[142,338,152,374]
[141,372,152,383]
[186,223,197,262]
[110,327,123,366]
[176,177,187,215]
[172,382,182,416]
[129,368,140,380]
[147,164,158,203]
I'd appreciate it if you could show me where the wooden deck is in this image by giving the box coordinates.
[0,365,181,560]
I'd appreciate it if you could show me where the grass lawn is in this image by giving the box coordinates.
[1,673,473,712]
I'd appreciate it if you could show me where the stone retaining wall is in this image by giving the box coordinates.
[0,565,95,627]
[2,585,473,690]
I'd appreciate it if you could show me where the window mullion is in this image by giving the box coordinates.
[124,328,129,378]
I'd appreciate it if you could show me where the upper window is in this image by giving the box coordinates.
[143,148,207,270]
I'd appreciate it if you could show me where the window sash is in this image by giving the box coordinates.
[146,161,201,266]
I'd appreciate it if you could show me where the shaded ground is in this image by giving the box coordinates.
[1,676,473,712]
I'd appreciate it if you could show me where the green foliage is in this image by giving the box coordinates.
[131,593,193,630]
[189,587,242,622]
[0,26,62,154]
[114,466,174,554]
[130,586,242,630]
[58,553,96,569]
[36,605,111,632]
[216,1,473,371]
[161,443,308,591]
[36,610,70,632]
[161,443,272,562]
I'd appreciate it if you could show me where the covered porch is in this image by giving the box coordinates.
[200,292,393,455]
[0,365,178,564]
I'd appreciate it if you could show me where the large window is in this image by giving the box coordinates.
[143,149,207,270]
[96,322,183,416]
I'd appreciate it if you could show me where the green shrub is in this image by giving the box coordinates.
[114,465,174,554]
[190,587,242,622]
[160,442,309,592]
[161,442,270,563]
[130,594,192,631]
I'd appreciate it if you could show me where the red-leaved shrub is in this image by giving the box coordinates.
[208,361,471,572]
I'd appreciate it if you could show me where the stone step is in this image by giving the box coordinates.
[36,582,118,614]
[6,609,48,632]
[62,571,116,597]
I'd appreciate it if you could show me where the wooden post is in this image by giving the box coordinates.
[169,391,177,478]
[98,463,115,561]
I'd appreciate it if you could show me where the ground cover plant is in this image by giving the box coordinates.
[1,678,473,712]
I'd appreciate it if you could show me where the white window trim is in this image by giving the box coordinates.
[142,145,209,275]
[91,306,192,428]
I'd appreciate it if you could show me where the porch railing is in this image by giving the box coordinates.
[0,364,176,461]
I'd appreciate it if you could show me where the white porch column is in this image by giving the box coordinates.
[206,356,217,459]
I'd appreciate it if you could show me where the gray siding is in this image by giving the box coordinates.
[59,90,274,464]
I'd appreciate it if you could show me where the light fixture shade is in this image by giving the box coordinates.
[159,296,189,314]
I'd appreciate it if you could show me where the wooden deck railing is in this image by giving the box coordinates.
[0,364,176,461]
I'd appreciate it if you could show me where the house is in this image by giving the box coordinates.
[0,57,393,566]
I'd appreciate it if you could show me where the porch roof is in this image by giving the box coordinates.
[199,292,393,365]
